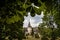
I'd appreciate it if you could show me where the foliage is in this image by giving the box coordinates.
[38,25,52,38]
[0,0,59,40]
